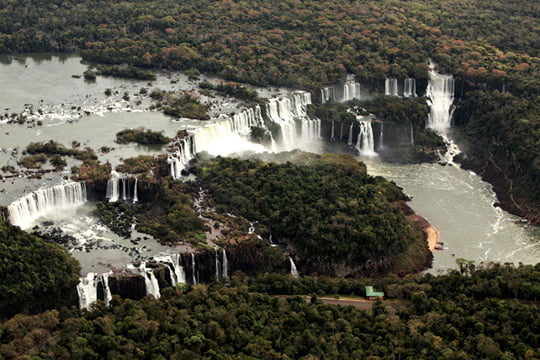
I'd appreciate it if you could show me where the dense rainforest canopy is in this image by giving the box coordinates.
[196,154,426,275]
[2,264,540,359]
[0,0,538,91]
[0,219,80,318]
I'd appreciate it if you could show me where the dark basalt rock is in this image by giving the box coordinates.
[109,273,146,300]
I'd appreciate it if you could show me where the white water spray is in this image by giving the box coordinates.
[385,78,399,96]
[356,119,377,157]
[426,61,455,131]
[289,256,299,277]
[191,253,197,285]
[8,181,87,229]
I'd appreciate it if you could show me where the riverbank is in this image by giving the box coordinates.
[406,214,439,252]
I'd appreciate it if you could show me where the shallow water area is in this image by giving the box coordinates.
[35,202,178,274]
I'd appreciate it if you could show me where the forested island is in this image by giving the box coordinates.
[0,0,539,358]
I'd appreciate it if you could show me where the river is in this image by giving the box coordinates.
[1,54,538,275]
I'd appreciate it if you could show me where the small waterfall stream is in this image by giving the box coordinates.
[191,253,197,285]
[356,119,377,157]
[289,255,299,277]
[385,78,399,96]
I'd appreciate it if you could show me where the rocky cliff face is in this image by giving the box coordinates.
[108,273,146,300]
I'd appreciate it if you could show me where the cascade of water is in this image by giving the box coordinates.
[77,272,114,309]
[385,78,399,96]
[172,253,186,284]
[339,122,344,140]
[330,121,335,140]
[144,269,161,299]
[191,253,197,285]
[300,117,321,142]
[153,253,187,286]
[193,105,266,156]
[267,92,321,152]
[8,181,87,229]
[106,170,121,202]
[426,62,455,131]
[122,178,128,201]
[410,124,414,144]
[404,78,417,97]
[289,256,299,277]
[77,272,97,310]
[214,247,220,279]
[161,262,176,286]
[222,248,229,278]
[320,87,335,103]
[133,178,138,203]
[356,119,377,157]
[347,123,354,145]
[341,82,361,102]
[100,272,113,306]
[76,272,115,309]
[168,137,194,180]
[379,123,384,151]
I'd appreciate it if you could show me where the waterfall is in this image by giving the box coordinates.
[193,105,266,156]
[161,262,176,287]
[77,272,112,309]
[330,121,335,140]
[356,119,377,157]
[385,78,399,96]
[214,247,221,279]
[168,136,194,180]
[77,272,97,310]
[144,269,161,299]
[347,123,354,146]
[106,171,140,202]
[106,170,121,202]
[133,178,138,203]
[289,256,299,277]
[171,253,186,285]
[267,92,320,152]
[321,80,360,103]
[100,272,113,306]
[404,78,417,97]
[320,87,335,103]
[122,178,128,201]
[162,91,322,163]
[191,253,197,285]
[300,116,321,143]
[8,181,87,229]
[426,61,455,131]
[341,82,361,102]
[153,253,186,286]
[222,248,229,278]
[339,122,344,140]
[378,123,384,151]
[410,124,414,144]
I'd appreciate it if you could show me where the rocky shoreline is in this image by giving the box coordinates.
[461,159,539,227]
